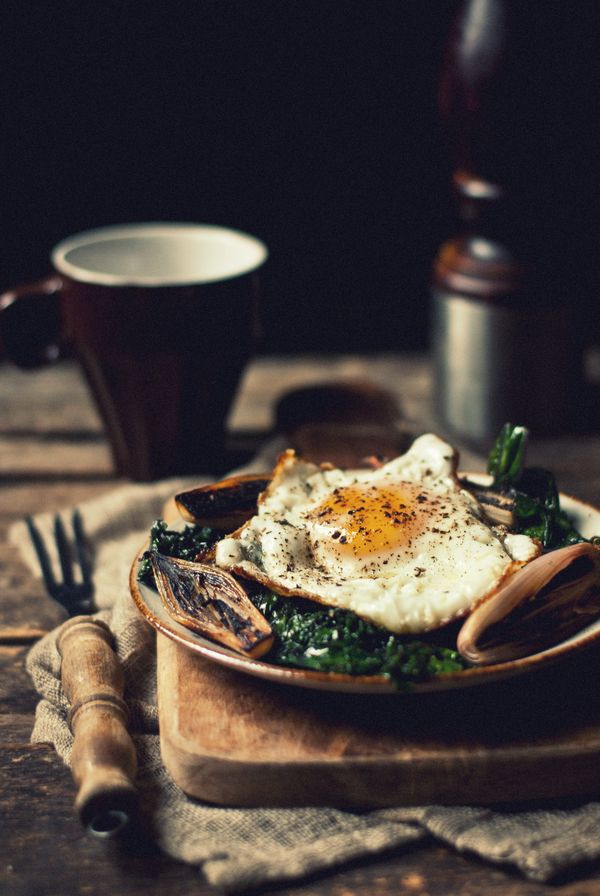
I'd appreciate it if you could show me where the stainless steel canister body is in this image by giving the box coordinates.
[431,288,579,444]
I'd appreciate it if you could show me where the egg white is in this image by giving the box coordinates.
[215,434,540,634]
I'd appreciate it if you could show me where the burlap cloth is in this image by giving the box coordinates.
[11,449,600,892]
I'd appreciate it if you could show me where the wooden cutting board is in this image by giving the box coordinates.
[157,634,600,808]
[157,382,600,808]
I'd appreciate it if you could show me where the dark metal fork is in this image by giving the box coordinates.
[26,511,95,616]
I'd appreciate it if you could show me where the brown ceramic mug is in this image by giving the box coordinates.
[0,222,268,479]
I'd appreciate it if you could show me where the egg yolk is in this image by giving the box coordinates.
[307,481,436,557]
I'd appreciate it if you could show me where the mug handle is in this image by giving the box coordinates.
[0,275,63,368]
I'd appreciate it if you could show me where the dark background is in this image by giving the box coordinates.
[1,2,598,354]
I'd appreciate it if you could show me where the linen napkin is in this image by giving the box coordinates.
[11,454,600,892]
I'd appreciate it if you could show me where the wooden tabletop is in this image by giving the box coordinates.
[2,353,600,896]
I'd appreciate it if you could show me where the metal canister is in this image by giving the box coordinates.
[431,232,580,445]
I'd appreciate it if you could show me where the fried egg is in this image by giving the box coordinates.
[215,434,540,634]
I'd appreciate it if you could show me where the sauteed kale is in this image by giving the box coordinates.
[250,590,467,684]
[486,423,595,550]
[137,520,219,588]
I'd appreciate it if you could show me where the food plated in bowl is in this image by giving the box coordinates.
[130,424,600,693]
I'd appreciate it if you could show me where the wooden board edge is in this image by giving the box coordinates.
[158,728,600,808]
[157,635,600,808]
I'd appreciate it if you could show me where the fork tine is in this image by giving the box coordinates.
[54,514,74,586]
[26,516,57,595]
[71,510,94,595]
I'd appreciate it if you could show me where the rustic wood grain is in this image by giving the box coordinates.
[0,438,113,479]
[0,627,50,644]
[0,646,38,715]
[0,713,34,745]
[0,743,205,896]
[1,742,599,896]
[2,355,600,895]
[58,617,138,827]
[0,361,103,434]
[0,481,116,635]
[158,635,600,809]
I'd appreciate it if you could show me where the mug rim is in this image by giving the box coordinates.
[51,221,269,287]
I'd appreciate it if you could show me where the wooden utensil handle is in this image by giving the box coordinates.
[57,616,138,833]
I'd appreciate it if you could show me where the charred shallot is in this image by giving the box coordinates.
[149,552,274,658]
[175,473,271,530]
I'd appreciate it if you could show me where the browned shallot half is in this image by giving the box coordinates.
[457,542,600,665]
[149,552,274,658]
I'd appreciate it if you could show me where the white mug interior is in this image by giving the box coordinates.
[51,222,268,287]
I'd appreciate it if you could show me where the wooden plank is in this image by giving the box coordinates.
[0,438,113,478]
[0,360,102,433]
[1,740,598,895]
[227,353,431,434]
[0,627,49,644]
[0,713,34,744]
[0,539,67,634]
[0,480,116,635]
[0,646,40,715]
[0,481,118,522]
[0,743,208,896]
[158,635,600,809]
